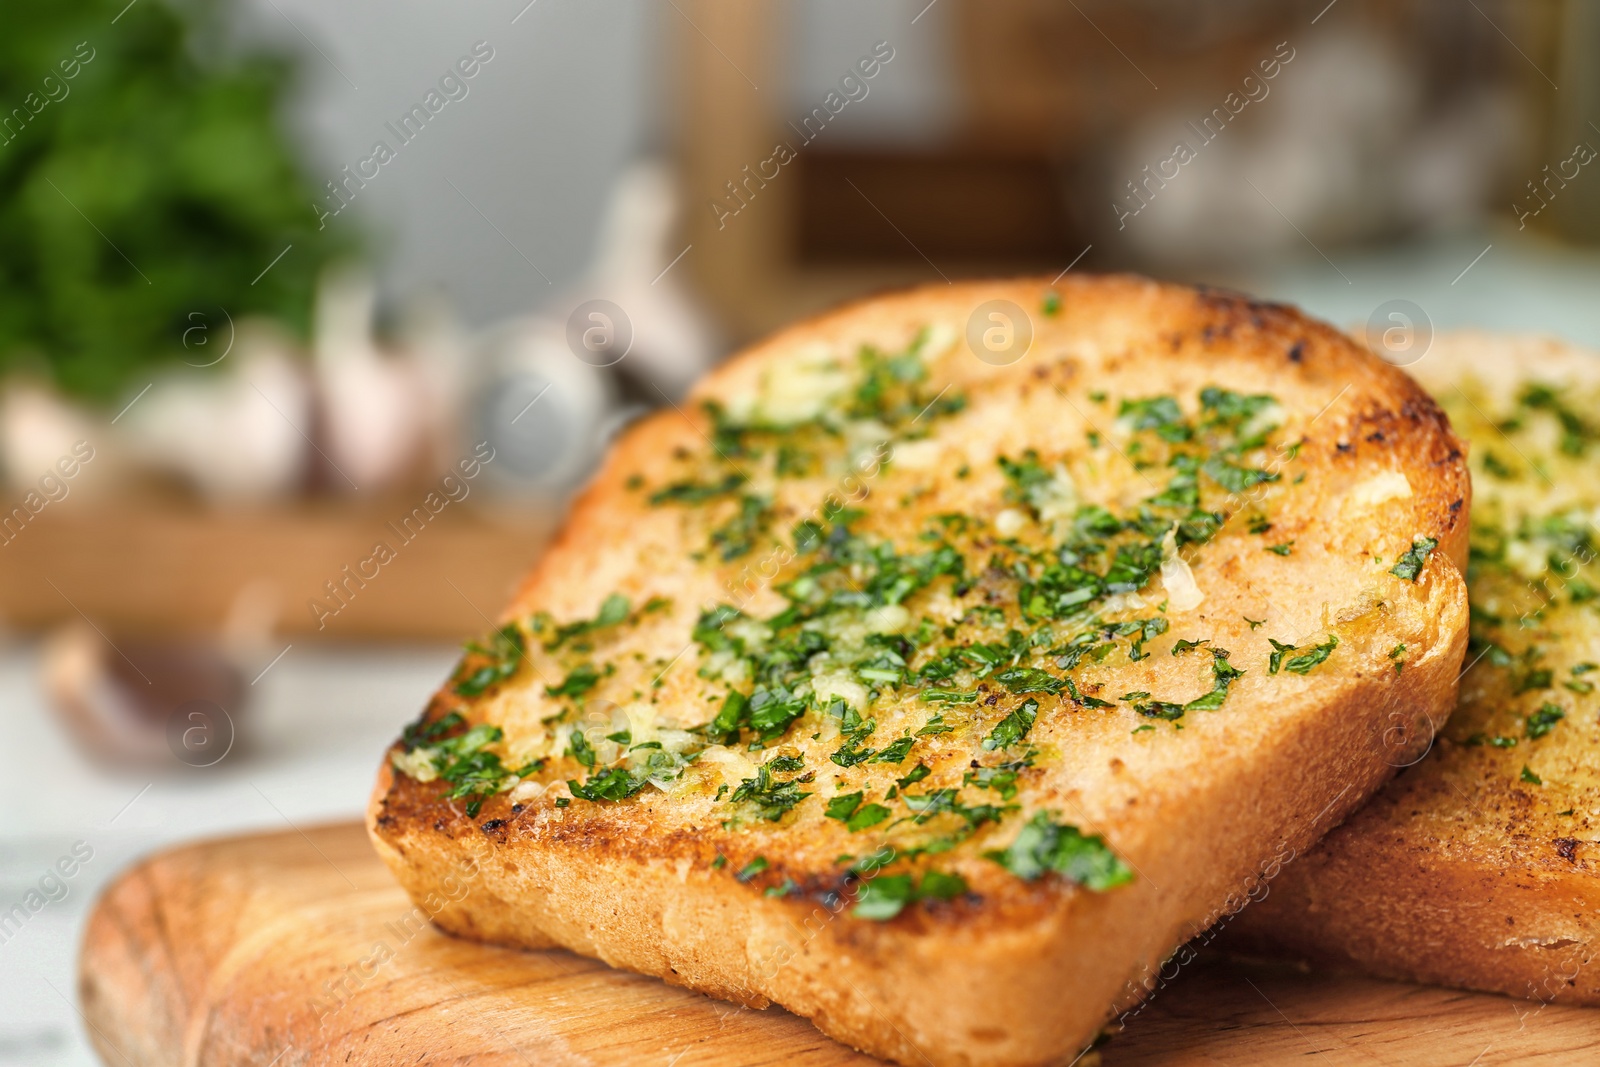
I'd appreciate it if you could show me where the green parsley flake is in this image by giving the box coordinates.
[649,472,747,506]
[870,736,916,764]
[993,667,1065,694]
[453,624,526,697]
[1390,537,1439,582]
[541,594,631,650]
[1268,634,1339,675]
[824,792,863,821]
[849,804,892,832]
[1204,456,1280,495]
[852,869,970,921]
[567,766,649,802]
[406,719,545,817]
[1526,703,1565,740]
[729,763,812,821]
[853,874,915,920]
[1120,395,1192,443]
[984,811,1133,890]
[547,663,601,699]
[897,763,931,788]
[567,729,597,769]
[983,699,1039,750]
[710,494,773,560]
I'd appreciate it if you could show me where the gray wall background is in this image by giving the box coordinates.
[237,0,665,325]
[234,0,958,328]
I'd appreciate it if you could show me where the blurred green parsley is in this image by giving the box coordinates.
[0,0,360,402]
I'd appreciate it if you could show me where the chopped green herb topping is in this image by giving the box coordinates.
[1119,396,1191,443]
[965,763,1023,800]
[871,736,916,764]
[852,867,970,920]
[1064,676,1115,708]
[401,710,465,751]
[809,789,879,832]
[568,766,649,802]
[993,667,1064,694]
[454,624,526,697]
[1519,383,1597,456]
[984,811,1133,890]
[983,699,1039,750]
[710,494,772,560]
[1203,456,1280,495]
[729,762,813,822]
[1130,649,1242,721]
[824,792,864,821]
[1199,387,1277,427]
[1526,703,1565,740]
[897,763,931,788]
[1268,634,1339,675]
[1390,537,1439,582]
[649,472,747,506]
[547,663,601,699]
[411,720,544,817]
[540,594,631,650]
[567,729,596,769]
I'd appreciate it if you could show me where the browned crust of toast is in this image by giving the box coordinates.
[368,275,1472,1067]
[1232,332,1600,1005]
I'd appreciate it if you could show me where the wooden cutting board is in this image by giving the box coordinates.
[79,822,1600,1066]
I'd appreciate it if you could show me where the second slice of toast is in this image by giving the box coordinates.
[368,276,1471,1067]
[1233,332,1600,1005]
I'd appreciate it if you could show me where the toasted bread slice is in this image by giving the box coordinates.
[1233,332,1600,1003]
[367,276,1470,1067]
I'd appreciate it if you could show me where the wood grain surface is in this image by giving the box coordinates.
[78,822,1600,1067]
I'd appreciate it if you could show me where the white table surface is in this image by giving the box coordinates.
[0,640,459,1067]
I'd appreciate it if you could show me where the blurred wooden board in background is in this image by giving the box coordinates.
[79,823,1600,1066]
[0,500,552,642]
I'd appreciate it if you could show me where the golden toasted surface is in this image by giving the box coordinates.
[369,275,1471,1067]
[1235,332,1600,1003]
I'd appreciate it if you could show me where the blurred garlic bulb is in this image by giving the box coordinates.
[0,379,102,492]
[119,325,309,502]
[470,317,615,494]
[314,269,427,491]
[576,159,719,400]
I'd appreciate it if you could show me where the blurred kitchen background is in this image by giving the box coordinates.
[1,0,1598,1062]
